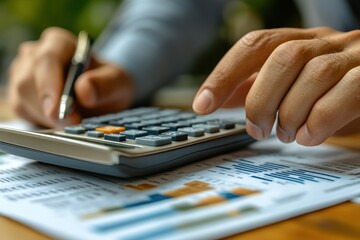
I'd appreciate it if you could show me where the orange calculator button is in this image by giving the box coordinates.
[95,126,125,134]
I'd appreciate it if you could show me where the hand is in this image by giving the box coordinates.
[8,27,134,128]
[192,27,360,146]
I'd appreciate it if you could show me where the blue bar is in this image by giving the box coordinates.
[236,162,273,171]
[220,192,241,200]
[237,159,254,163]
[265,173,304,184]
[296,169,340,179]
[216,166,232,170]
[262,162,290,168]
[251,176,273,182]
[233,165,260,173]
[289,170,332,182]
[123,194,171,208]
[94,209,175,233]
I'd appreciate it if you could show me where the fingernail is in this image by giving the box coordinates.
[276,125,295,143]
[193,89,214,113]
[296,124,313,146]
[246,118,265,140]
[42,96,54,119]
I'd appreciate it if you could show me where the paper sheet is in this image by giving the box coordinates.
[1,137,360,239]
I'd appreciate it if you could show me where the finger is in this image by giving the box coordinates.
[34,28,76,121]
[220,72,257,108]
[247,37,342,140]
[276,49,360,143]
[296,66,360,146]
[38,27,76,63]
[33,57,66,120]
[74,63,135,117]
[8,45,54,127]
[334,117,360,136]
[192,27,335,115]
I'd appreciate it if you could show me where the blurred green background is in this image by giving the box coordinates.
[0,0,300,88]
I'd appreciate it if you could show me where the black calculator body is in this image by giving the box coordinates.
[0,107,254,178]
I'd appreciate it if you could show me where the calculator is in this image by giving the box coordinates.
[0,107,254,178]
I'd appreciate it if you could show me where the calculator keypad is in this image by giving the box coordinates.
[56,107,241,149]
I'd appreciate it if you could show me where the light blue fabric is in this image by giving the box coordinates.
[94,0,226,104]
[294,0,357,31]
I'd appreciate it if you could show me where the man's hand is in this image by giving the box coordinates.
[193,27,360,146]
[8,27,134,128]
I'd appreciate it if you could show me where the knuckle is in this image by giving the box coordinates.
[238,29,275,50]
[18,42,36,55]
[304,55,342,85]
[311,101,330,125]
[313,26,335,35]
[33,50,57,64]
[271,41,307,70]
[345,66,360,80]
[343,29,360,40]
[343,67,360,105]
[40,27,69,40]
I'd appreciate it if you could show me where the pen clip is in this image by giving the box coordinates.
[73,31,91,64]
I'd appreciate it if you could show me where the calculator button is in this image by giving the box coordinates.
[104,134,126,142]
[87,131,104,138]
[140,120,162,126]
[207,120,235,129]
[122,130,148,140]
[122,117,142,124]
[108,120,125,126]
[135,135,172,146]
[162,122,191,131]
[157,109,180,117]
[64,126,86,134]
[139,113,160,120]
[159,116,179,123]
[192,124,220,133]
[161,131,188,141]
[177,127,205,137]
[124,123,148,130]
[82,117,108,125]
[185,119,207,125]
[142,126,170,135]
[82,123,103,131]
[95,126,126,134]
[176,113,196,120]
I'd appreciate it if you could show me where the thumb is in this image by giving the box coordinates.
[74,63,135,116]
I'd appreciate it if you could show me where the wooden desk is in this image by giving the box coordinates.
[1,92,360,240]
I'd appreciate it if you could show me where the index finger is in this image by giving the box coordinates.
[192,28,327,115]
[34,28,77,120]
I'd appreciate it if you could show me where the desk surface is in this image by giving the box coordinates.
[1,91,360,240]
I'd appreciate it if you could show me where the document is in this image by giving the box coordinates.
[1,137,360,240]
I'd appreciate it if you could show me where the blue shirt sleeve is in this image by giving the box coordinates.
[93,0,226,105]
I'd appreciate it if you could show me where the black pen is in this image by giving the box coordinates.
[58,31,91,120]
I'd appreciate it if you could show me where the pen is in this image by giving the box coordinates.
[58,31,91,120]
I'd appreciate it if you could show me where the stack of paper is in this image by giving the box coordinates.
[1,137,360,239]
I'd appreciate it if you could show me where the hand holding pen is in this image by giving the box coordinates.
[8,27,135,128]
[58,31,91,120]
